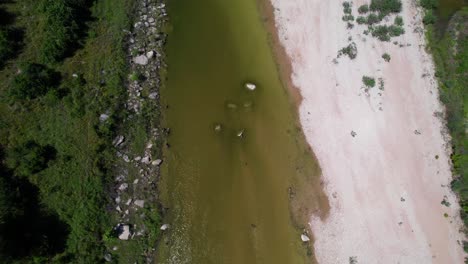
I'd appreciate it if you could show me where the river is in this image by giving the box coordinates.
[157,0,327,263]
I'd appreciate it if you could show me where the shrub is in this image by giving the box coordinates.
[9,63,60,100]
[366,13,382,25]
[0,29,14,63]
[420,0,438,10]
[394,15,404,26]
[382,53,391,62]
[342,14,355,22]
[358,4,369,14]
[343,2,352,14]
[389,25,405,36]
[371,25,391,41]
[423,10,436,24]
[362,76,376,87]
[370,0,402,15]
[356,16,367,24]
[7,141,57,176]
[338,42,358,59]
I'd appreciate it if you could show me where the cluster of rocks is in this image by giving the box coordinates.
[126,0,168,114]
[106,0,168,262]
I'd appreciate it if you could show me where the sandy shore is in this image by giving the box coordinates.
[269,0,466,263]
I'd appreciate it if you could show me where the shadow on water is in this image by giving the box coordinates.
[434,0,467,36]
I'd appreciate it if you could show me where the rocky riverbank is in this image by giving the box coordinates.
[105,0,168,262]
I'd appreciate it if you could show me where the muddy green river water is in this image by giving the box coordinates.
[158,0,325,263]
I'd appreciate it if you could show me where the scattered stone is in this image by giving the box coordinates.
[116,206,122,212]
[146,143,153,149]
[134,55,149,65]
[72,73,78,78]
[118,183,128,191]
[113,135,125,147]
[149,92,158,99]
[301,234,310,242]
[118,224,131,240]
[126,199,132,206]
[146,50,154,59]
[245,82,257,91]
[115,196,121,204]
[152,159,163,166]
[123,155,130,163]
[104,253,112,262]
[112,246,118,251]
[134,200,145,208]
[134,156,142,161]
[133,179,139,184]
[141,156,151,164]
[99,114,110,122]
[160,224,170,231]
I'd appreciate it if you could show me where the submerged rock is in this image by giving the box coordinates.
[214,124,222,132]
[237,129,245,138]
[245,82,257,91]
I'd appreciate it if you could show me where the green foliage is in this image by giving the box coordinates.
[342,14,355,22]
[358,4,369,14]
[338,42,357,59]
[382,53,391,62]
[420,0,438,10]
[343,2,352,14]
[388,25,405,36]
[371,25,391,41]
[356,16,367,24]
[0,29,13,63]
[366,13,382,25]
[423,10,436,24]
[6,141,56,176]
[9,63,59,100]
[370,0,402,15]
[362,76,376,87]
[394,15,404,26]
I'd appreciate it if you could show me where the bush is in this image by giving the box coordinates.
[9,63,60,100]
[394,15,404,26]
[366,13,382,25]
[362,76,376,87]
[358,4,369,14]
[7,141,57,176]
[338,42,357,59]
[0,29,14,63]
[382,53,391,62]
[356,16,367,24]
[423,10,436,24]
[420,0,438,10]
[342,14,355,22]
[371,25,391,41]
[389,25,405,36]
[343,2,352,14]
[370,0,402,15]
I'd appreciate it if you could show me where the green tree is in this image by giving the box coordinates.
[6,141,56,176]
[9,63,59,100]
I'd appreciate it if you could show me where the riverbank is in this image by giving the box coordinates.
[270,0,466,262]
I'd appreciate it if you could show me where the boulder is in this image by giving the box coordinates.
[245,82,257,91]
[118,224,131,240]
[141,156,151,164]
[134,55,149,65]
[134,200,145,208]
[152,159,163,166]
[146,50,154,59]
[160,224,170,231]
[301,234,310,242]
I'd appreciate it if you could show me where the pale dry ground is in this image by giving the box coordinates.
[269,0,466,263]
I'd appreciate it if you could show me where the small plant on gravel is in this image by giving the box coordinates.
[423,10,436,25]
[382,53,391,62]
[362,76,376,88]
[389,25,405,37]
[338,42,358,59]
[394,15,404,26]
[371,25,391,41]
[343,1,352,14]
[356,16,367,24]
[358,4,369,14]
[378,78,385,90]
[366,13,382,25]
[342,14,355,22]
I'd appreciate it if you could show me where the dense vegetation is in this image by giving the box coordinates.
[0,0,135,262]
[421,1,468,251]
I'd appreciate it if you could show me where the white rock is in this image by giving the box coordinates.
[116,206,121,212]
[148,17,155,23]
[134,200,145,208]
[148,92,158,99]
[301,234,310,242]
[141,156,151,164]
[160,224,170,231]
[115,196,121,203]
[99,114,109,122]
[118,183,128,191]
[245,82,257,91]
[118,225,131,240]
[126,199,132,205]
[146,50,154,59]
[133,55,148,65]
[72,73,78,78]
[134,156,142,161]
[152,159,163,166]
[237,130,245,138]
[146,143,153,149]
[123,155,130,163]
[113,135,125,146]
[133,179,139,184]
[112,246,118,251]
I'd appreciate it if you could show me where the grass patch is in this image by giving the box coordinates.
[362,76,376,88]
